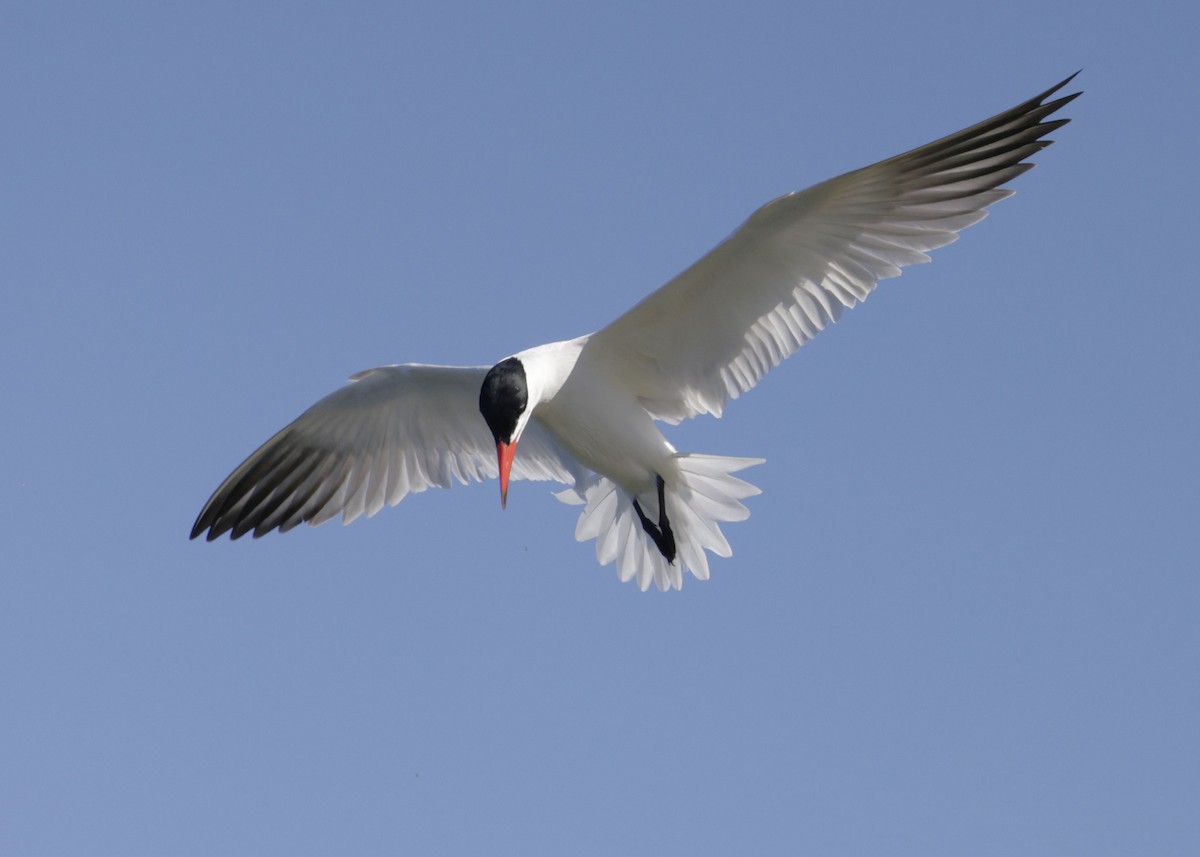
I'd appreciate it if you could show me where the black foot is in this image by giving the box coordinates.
[633,474,676,563]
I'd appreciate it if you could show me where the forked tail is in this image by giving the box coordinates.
[555,453,764,591]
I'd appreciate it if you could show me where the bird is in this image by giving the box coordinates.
[191,74,1080,591]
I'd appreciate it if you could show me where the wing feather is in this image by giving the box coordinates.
[191,364,579,540]
[587,74,1080,422]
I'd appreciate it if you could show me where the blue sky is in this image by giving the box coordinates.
[3,2,1197,854]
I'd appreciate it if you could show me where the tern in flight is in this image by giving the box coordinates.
[192,75,1079,590]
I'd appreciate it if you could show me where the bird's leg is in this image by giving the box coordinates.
[632,474,677,563]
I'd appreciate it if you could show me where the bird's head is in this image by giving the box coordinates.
[479,356,530,509]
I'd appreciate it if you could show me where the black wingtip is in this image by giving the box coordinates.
[1041,71,1084,106]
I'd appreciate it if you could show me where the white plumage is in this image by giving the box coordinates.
[192,75,1079,590]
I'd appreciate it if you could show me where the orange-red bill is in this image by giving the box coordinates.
[497,440,517,509]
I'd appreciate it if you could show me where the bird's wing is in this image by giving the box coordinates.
[586,74,1080,423]
[191,364,580,540]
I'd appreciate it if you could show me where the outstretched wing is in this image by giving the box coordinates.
[191,364,579,540]
[587,74,1080,423]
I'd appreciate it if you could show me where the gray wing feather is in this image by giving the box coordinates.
[588,74,1080,423]
[191,364,579,540]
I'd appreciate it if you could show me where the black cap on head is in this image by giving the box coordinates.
[479,357,528,444]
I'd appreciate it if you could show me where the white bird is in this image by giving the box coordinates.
[192,75,1079,590]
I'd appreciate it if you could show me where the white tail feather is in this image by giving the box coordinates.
[555,454,763,591]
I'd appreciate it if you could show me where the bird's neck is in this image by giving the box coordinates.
[513,335,589,406]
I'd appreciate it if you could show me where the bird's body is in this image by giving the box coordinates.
[528,335,671,498]
[192,75,1080,590]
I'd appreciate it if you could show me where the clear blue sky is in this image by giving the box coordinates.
[4,2,1197,855]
